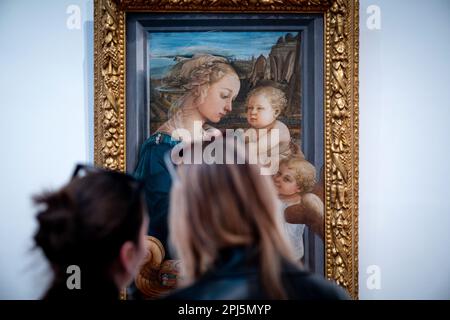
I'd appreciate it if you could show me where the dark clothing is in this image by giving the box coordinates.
[43,277,120,300]
[166,247,349,300]
[134,132,180,258]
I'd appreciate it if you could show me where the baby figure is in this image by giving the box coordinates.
[245,86,291,173]
[273,156,324,260]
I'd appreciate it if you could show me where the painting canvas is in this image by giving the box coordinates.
[142,29,324,278]
[148,31,302,141]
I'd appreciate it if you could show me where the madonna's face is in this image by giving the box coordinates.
[196,73,241,123]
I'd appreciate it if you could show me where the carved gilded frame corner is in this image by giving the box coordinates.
[94,0,359,299]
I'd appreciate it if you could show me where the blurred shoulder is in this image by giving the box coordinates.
[282,264,350,300]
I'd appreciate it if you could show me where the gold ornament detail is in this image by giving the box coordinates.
[324,0,358,299]
[116,0,331,11]
[95,0,126,171]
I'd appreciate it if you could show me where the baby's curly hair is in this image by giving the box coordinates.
[246,86,288,117]
[280,156,316,193]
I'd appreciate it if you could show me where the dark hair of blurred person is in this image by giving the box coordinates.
[33,165,148,300]
[166,139,349,300]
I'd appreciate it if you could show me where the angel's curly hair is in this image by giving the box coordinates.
[280,156,317,193]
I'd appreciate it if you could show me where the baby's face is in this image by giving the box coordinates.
[247,94,277,129]
[273,163,301,196]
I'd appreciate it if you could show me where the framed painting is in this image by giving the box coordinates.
[94,0,359,299]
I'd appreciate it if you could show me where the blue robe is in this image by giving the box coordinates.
[134,132,180,258]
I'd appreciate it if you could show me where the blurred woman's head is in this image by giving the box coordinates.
[169,140,296,299]
[34,166,148,298]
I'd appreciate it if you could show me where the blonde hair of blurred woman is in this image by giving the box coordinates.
[168,140,298,299]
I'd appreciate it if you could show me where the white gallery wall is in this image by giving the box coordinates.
[0,0,93,299]
[0,0,449,299]
[359,0,450,299]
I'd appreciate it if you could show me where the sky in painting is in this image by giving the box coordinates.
[148,31,297,78]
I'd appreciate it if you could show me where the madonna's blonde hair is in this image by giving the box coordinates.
[164,54,239,114]
[168,140,297,299]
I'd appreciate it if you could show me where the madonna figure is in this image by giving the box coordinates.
[134,54,241,257]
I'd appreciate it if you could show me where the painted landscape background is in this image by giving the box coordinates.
[148,31,302,142]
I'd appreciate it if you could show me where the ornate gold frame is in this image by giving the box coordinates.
[94,0,359,299]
